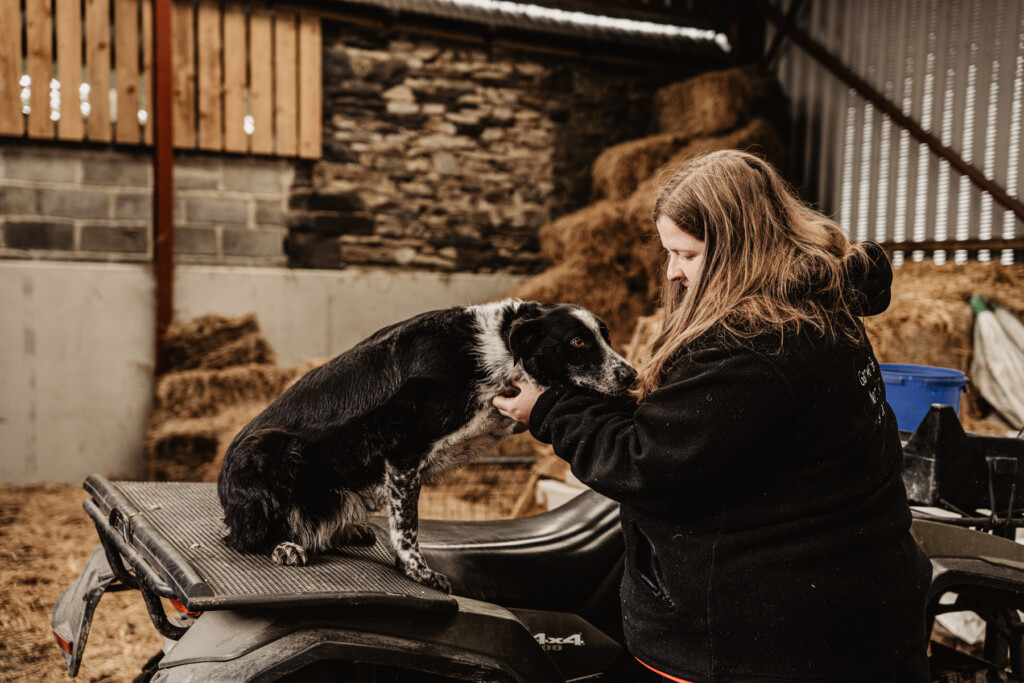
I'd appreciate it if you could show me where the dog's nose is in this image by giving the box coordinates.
[616,363,637,385]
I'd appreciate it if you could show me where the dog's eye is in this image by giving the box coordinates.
[570,337,586,348]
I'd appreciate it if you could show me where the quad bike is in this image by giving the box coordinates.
[52,405,1024,682]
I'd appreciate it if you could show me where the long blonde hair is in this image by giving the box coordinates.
[634,150,868,399]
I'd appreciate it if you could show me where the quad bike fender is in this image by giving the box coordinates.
[151,596,564,683]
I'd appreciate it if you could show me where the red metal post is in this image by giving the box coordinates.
[152,0,174,375]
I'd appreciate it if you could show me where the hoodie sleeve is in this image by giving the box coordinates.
[529,346,799,516]
[846,241,893,317]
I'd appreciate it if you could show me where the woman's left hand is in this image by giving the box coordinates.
[492,379,545,425]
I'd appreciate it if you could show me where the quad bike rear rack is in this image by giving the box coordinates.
[81,475,457,640]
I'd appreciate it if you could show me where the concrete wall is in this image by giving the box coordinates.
[0,261,524,484]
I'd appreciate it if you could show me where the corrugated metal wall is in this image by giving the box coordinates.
[770,0,1023,265]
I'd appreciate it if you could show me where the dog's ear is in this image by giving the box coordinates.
[507,316,542,366]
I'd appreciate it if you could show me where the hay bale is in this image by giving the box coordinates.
[0,484,162,681]
[864,260,1024,435]
[420,461,538,520]
[539,199,629,264]
[152,364,306,422]
[865,261,1024,371]
[200,333,277,370]
[504,261,649,350]
[163,313,275,372]
[663,117,787,179]
[652,65,786,139]
[624,309,666,371]
[144,402,266,481]
[592,133,684,201]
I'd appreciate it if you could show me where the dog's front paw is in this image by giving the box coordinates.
[396,559,452,594]
[338,523,377,546]
[421,569,452,594]
[271,541,308,566]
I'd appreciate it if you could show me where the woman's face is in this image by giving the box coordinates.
[657,215,706,288]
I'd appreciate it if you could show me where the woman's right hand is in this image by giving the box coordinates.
[492,379,545,425]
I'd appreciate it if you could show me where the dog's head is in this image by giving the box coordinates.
[507,303,636,394]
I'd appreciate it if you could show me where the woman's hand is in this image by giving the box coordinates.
[492,379,545,425]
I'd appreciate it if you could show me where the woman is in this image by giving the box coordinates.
[494,150,931,682]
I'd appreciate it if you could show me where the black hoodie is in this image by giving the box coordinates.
[529,243,930,682]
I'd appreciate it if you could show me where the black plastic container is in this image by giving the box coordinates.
[902,405,1024,511]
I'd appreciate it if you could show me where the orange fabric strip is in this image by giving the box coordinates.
[635,656,696,683]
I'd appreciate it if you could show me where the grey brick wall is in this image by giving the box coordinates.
[0,146,291,265]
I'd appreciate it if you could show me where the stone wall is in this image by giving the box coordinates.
[0,145,292,265]
[287,23,688,273]
[0,22,690,273]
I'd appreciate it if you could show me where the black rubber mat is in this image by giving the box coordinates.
[84,475,456,612]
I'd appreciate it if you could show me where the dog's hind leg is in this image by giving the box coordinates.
[331,490,378,547]
[384,461,451,593]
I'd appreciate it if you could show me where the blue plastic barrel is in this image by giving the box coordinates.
[880,364,968,432]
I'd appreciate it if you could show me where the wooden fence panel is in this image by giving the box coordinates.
[56,0,85,140]
[141,0,153,144]
[172,0,196,148]
[274,11,297,156]
[0,0,21,136]
[26,0,55,138]
[222,2,248,153]
[85,0,112,142]
[249,6,273,154]
[298,13,321,159]
[197,0,223,150]
[0,0,322,157]
[115,0,141,144]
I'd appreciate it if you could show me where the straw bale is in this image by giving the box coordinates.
[653,65,786,139]
[624,309,666,371]
[663,117,787,179]
[163,313,275,372]
[145,402,266,482]
[0,484,162,681]
[420,461,538,520]
[592,134,685,201]
[864,261,1024,372]
[200,333,277,370]
[864,260,1024,435]
[504,261,649,350]
[539,199,628,264]
[152,363,305,422]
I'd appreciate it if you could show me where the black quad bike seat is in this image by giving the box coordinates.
[82,474,623,615]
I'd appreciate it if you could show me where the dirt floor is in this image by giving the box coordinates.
[0,484,163,682]
[0,464,544,682]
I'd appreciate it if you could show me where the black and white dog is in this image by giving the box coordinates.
[217,299,635,592]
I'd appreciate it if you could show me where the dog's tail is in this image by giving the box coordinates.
[218,429,304,553]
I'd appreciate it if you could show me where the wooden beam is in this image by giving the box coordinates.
[881,239,1024,253]
[761,0,805,68]
[56,0,85,140]
[0,0,22,136]
[25,0,54,138]
[85,0,112,141]
[115,0,141,144]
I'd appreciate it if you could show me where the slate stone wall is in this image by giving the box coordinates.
[285,23,685,272]
[1,21,687,272]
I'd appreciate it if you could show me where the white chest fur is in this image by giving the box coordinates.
[418,301,531,483]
